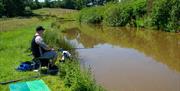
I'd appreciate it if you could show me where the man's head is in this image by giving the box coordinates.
[36,26,45,35]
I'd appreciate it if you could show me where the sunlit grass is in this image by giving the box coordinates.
[33,8,78,20]
[0,18,40,32]
[0,19,53,90]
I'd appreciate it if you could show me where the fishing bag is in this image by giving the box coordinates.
[16,61,36,71]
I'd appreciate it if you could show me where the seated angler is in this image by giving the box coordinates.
[31,26,57,66]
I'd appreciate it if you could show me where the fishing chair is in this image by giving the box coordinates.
[32,56,59,75]
[25,48,50,69]
[33,56,52,68]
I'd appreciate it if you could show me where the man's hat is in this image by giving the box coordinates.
[36,26,45,31]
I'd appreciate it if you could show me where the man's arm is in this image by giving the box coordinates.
[35,36,52,51]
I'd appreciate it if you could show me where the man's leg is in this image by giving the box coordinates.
[41,51,57,65]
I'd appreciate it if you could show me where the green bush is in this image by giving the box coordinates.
[104,0,146,26]
[79,0,147,26]
[78,0,179,32]
[43,30,73,50]
[166,0,180,32]
[104,4,131,26]
[151,0,180,32]
[78,6,104,24]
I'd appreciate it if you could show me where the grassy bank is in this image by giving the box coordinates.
[78,0,180,32]
[0,19,53,90]
[44,30,104,91]
[0,8,104,91]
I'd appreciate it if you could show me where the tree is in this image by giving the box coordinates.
[4,0,17,17]
[0,0,5,17]
[34,0,41,9]
[61,0,75,9]
[151,0,180,32]
[106,0,118,2]
[24,6,32,16]
[147,0,154,14]
[24,0,33,8]
[75,0,87,9]
[45,0,51,7]
[3,0,31,17]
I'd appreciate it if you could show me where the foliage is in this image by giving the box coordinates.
[151,0,180,32]
[104,3,130,26]
[79,0,146,26]
[74,0,87,10]
[43,29,73,50]
[24,6,33,16]
[79,0,179,32]
[0,0,123,17]
[0,0,4,17]
[60,0,76,9]
[44,0,51,8]
[0,0,39,17]
[59,61,105,91]
[104,0,146,26]
[34,0,42,9]
[0,0,44,17]
[78,6,104,24]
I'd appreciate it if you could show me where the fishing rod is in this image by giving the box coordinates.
[0,73,41,85]
[0,70,51,85]
[62,47,99,51]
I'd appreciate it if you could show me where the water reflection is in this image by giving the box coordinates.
[63,22,180,72]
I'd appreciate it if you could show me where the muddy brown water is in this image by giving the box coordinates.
[61,22,180,91]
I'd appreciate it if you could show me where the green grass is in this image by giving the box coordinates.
[33,8,78,20]
[59,61,104,91]
[0,20,50,90]
[0,18,40,32]
[0,19,55,90]
[0,8,104,91]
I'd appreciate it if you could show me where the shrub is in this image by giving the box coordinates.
[43,30,73,50]
[78,6,104,24]
[104,0,147,26]
[78,0,147,27]
[151,0,180,32]
[59,61,105,91]
[104,4,131,26]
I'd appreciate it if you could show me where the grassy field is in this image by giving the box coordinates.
[0,18,54,90]
[0,8,104,91]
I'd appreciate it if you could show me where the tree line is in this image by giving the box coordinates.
[0,0,117,17]
[0,0,41,17]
